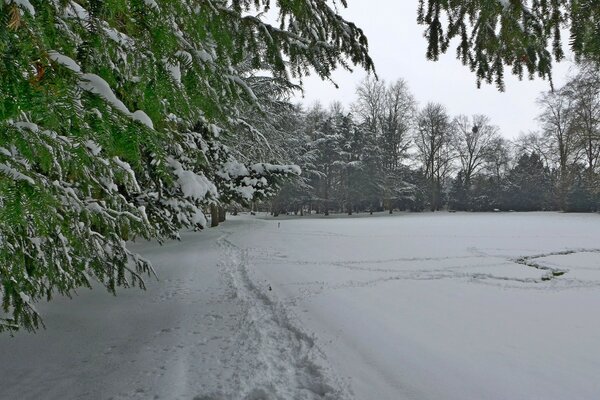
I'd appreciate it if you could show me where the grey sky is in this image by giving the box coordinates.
[292,1,573,139]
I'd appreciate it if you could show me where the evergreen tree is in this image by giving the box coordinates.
[0,0,373,332]
[418,0,600,90]
[449,171,468,211]
[503,152,552,211]
[566,171,597,212]
[311,114,343,215]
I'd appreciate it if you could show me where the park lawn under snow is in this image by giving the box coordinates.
[2,212,600,399]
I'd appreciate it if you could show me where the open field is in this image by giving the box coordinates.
[1,212,600,399]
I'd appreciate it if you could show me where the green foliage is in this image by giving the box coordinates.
[417,0,599,90]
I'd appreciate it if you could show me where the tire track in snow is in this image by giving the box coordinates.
[213,234,352,400]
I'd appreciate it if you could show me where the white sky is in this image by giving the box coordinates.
[291,1,574,139]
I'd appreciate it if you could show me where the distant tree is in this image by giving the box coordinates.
[470,174,502,211]
[266,104,319,216]
[353,77,416,213]
[484,136,511,181]
[353,77,387,133]
[311,113,344,215]
[565,63,600,179]
[448,171,468,211]
[566,168,598,212]
[537,87,578,209]
[503,152,552,211]
[414,103,453,211]
[451,114,501,207]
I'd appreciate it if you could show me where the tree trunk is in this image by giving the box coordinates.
[210,204,219,227]
[218,206,226,222]
[430,179,437,212]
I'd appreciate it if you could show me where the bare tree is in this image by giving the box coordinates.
[484,136,511,181]
[414,103,453,211]
[512,131,553,168]
[565,62,600,177]
[451,114,501,186]
[537,88,578,209]
[353,76,386,133]
[381,79,417,171]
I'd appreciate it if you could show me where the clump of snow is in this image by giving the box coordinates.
[208,124,222,137]
[176,51,193,64]
[498,0,511,9]
[44,50,154,129]
[250,163,301,176]
[12,121,40,132]
[4,0,35,16]
[0,163,35,185]
[164,59,182,84]
[65,1,90,21]
[143,0,159,9]
[113,157,141,192]
[190,209,207,227]
[84,140,102,156]
[167,157,218,201]
[103,26,134,48]
[131,110,154,130]
[79,73,154,129]
[47,51,81,73]
[79,73,130,116]
[218,160,249,179]
[226,75,258,101]
[234,186,255,201]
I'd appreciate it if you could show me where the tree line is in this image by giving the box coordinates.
[268,63,600,215]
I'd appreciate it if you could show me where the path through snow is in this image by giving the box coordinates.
[0,222,346,400]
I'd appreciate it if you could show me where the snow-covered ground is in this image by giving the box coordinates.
[2,212,600,399]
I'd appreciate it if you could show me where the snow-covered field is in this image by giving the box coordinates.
[2,212,600,399]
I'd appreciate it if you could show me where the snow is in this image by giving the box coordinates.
[5,0,35,16]
[103,26,134,48]
[47,51,81,73]
[226,75,258,101]
[131,110,154,130]
[0,163,35,184]
[84,140,102,156]
[143,0,159,10]
[219,160,250,179]
[79,73,131,116]
[2,212,600,399]
[250,163,301,176]
[65,1,89,21]
[167,157,218,201]
[165,59,182,85]
[498,0,511,9]
[44,56,154,129]
[113,157,141,192]
[12,121,39,132]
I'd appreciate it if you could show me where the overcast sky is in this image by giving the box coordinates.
[292,1,574,139]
